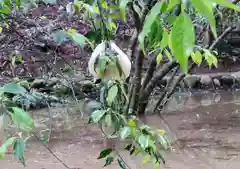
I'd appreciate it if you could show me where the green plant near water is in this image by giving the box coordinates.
[0,0,239,168]
[0,82,34,166]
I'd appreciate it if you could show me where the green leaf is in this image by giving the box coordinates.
[102,0,108,9]
[105,114,112,127]
[104,156,114,167]
[67,30,93,49]
[0,115,4,130]
[204,50,218,68]
[13,139,25,166]
[191,51,202,65]
[160,1,168,13]
[52,30,67,45]
[167,0,180,11]
[3,83,27,95]
[119,0,131,22]
[97,57,108,77]
[0,5,11,14]
[165,15,177,26]
[190,0,217,38]
[42,0,56,4]
[124,144,132,151]
[170,13,195,73]
[11,107,34,132]
[85,29,102,44]
[91,110,106,123]
[142,155,151,165]
[160,31,169,49]
[117,158,126,169]
[107,85,118,105]
[0,137,16,159]
[153,159,160,168]
[154,152,165,164]
[98,148,113,159]
[156,52,163,64]
[70,32,85,47]
[138,135,149,149]
[138,2,161,52]
[120,126,131,140]
[206,0,240,12]
[164,49,172,61]
[158,135,168,150]
[128,119,136,127]
[148,19,163,49]
[16,0,21,8]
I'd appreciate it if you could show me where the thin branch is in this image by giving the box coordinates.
[32,132,70,169]
[209,26,234,50]
[137,61,178,115]
[141,50,159,89]
[153,65,180,113]
[129,50,145,113]
[99,127,132,169]
[233,0,240,4]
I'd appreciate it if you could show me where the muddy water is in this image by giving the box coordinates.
[2,91,240,169]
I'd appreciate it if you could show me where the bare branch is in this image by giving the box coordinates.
[153,65,180,112]
[137,61,178,115]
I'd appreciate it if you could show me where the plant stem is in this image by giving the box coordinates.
[153,65,180,113]
[99,127,132,169]
[137,61,178,115]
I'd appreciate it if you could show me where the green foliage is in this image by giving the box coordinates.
[170,12,195,73]
[3,83,27,95]
[106,84,118,105]
[89,79,170,168]
[13,138,25,166]
[0,137,16,159]
[0,82,34,165]
[104,156,114,167]
[98,148,113,159]
[11,107,34,132]
[91,109,107,123]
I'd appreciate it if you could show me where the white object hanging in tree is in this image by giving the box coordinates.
[88,40,131,81]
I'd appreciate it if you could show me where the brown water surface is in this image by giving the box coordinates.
[2,91,240,169]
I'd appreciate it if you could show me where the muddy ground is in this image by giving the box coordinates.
[0,1,240,85]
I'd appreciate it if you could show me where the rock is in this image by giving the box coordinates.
[184,75,200,88]
[231,71,240,82]
[221,75,235,87]
[201,95,214,106]
[214,94,221,103]
[48,77,60,86]
[72,72,87,82]
[200,75,212,86]
[213,78,221,86]
[53,84,69,94]
[75,80,95,93]
[31,79,47,88]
